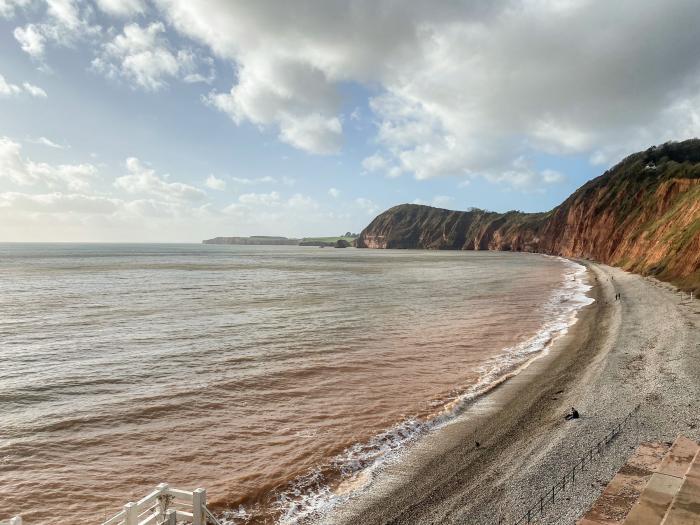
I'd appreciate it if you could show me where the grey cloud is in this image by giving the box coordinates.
[153,0,700,180]
[7,0,700,184]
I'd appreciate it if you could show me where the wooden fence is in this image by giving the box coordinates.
[101,484,222,525]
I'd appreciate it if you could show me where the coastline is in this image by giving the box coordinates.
[263,255,592,524]
[320,261,700,524]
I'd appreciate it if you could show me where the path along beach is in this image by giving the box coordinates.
[322,261,700,525]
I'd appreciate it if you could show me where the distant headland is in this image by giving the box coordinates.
[202,233,358,248]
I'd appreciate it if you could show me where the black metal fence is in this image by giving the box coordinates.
[497,404,641,525]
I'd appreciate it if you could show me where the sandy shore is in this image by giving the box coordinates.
[321,261,700,525]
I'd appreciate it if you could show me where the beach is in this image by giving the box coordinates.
[322,261,700,525]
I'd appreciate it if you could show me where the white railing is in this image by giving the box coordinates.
[0,517,22,525]
[101,484,222,525]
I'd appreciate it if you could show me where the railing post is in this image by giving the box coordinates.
[157,483,170,521]
[165,509,177,525]
[192,488,206,525]
[124,502,138,525]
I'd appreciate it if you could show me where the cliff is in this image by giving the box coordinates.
[356,140,700,292]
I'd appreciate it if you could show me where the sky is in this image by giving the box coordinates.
[1,0,700,242]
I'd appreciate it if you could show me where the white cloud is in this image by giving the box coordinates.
[13,1,101,59]
[235,191,280,207]
[93,22,213,91]
[0,136,97,190]
[361,153,388,173]
[431,195,454,208]
[226,175,296,187]
[0,0,30,18]
[32,136,65,149]
[13,24,46,58]
[0,190,217,242]
[328,187,340,198]
[277,113,342,155]
[46,0,82,29]
[287,192,318,209]
[0,139,354,242]
[7,0,700,195]
[230,175,277,185]
[21,82,47,97]
[482,158,565,192]
[206,57,343,154]
[0,74,22,96]
[354,197,379,216]
[413,195,456,208]
[0,74,48,98]
[95,0,146,17]
[205,174,226,190]
[0,191,120,214]
[114,157,206,201]
[150,0,700,180]
[221,189,345,237]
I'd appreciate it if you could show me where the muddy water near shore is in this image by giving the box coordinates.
[0,244,589,524]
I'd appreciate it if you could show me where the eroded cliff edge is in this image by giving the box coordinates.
[356,140,700,292]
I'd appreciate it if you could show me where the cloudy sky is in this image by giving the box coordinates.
[2,0,700,241]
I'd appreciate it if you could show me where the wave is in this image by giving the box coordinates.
[221,257,594,525]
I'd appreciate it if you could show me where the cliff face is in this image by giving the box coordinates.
[356,140,700,292]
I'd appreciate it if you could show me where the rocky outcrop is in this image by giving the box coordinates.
[356,140,700,292]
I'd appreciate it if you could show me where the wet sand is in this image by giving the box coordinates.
[322,261,700,524]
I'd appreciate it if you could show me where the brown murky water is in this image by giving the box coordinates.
[0,244,590,524]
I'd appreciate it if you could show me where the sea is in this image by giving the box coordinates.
[0,244,593,524]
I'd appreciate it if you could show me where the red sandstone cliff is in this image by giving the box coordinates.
[356,140,700,292]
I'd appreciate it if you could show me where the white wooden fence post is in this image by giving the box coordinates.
[192,488,206,525]
[156,483,170,522]
[165,509,177,525]
[124,502,138,525]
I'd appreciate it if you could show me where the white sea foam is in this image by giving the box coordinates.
[262,257,594,525]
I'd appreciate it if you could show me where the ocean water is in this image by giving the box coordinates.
[0,244,592,524]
